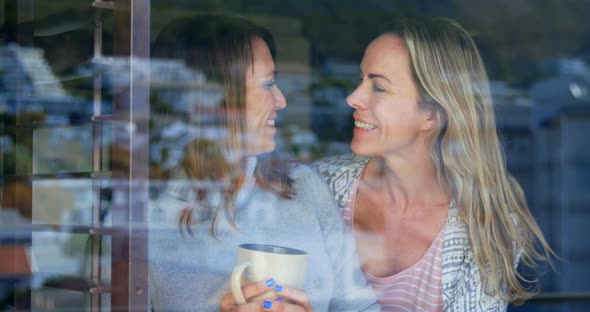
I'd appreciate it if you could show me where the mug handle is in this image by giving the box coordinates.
[231,261,252,305]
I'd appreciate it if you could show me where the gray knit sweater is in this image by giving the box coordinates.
[148,162,380,311]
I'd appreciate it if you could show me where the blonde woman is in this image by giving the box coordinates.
[148,15,379,312]
[314,17,553,311]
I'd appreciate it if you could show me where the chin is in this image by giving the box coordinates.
[258,143,276,155]
[350,141,372,156]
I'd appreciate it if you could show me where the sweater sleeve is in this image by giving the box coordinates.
[296,165,380,312]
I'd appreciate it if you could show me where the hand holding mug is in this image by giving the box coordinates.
[231,244,308,304]
[220,279,314,312]
[219,244,312,311]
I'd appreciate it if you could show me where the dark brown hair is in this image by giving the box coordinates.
[152,15,295,237]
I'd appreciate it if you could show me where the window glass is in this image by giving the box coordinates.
[1,1,589,311]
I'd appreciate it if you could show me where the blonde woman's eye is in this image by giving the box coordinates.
[372,84,385,93]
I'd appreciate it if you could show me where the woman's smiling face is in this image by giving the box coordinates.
[244,37,287,156]
[346,34,433,158]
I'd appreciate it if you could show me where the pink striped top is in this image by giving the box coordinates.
[345,182,444,312]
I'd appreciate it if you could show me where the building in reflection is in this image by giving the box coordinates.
[528,58,590,305]
[0,43,86,119]
[486,59,590,312]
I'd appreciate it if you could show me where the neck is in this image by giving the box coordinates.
[364,151,449,210]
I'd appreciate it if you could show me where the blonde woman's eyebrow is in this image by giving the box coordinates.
[367,73,391,83]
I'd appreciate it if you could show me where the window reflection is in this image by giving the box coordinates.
[0,1,589,311]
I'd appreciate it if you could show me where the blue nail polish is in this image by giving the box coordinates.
[274,285,283,293]
[265,279,276,287]
[263,300,273,309]
[276,297,283,302]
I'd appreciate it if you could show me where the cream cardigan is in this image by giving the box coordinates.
[313,154,511,311]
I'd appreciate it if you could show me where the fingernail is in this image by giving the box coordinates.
[274,285,283,293]
[263,300,273,310]
[265,279,276,287]
[275,297,283,302]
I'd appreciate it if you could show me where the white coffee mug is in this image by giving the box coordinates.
[231,244,308,304]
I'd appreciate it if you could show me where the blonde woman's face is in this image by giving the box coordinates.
[244,37,286,156]
[346,34,433,158]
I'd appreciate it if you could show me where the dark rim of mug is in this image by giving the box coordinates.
[239,244,307,255]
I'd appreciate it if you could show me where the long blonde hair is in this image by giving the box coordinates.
[386,17,553,303]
